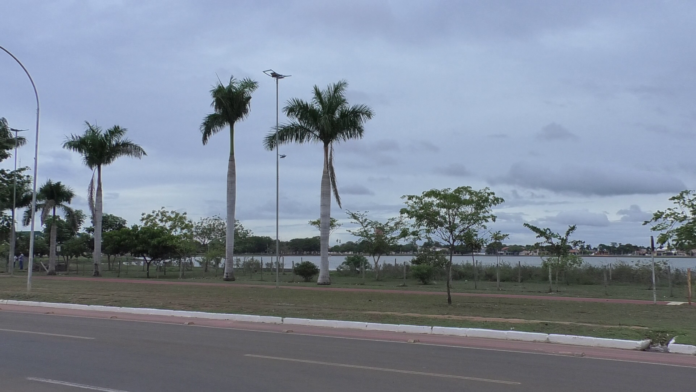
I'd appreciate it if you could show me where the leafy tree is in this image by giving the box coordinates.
[401,186,503,304]
[489,231,509,290]
[63,122,146,276]
[523,224,583,292]
[103,227,133,277]
[644,190,696,250]
[337,254,370,274]
[345,210,408,280]
[141,208,195,278]
[294,260,319,282]
[24,180,78,275]
[61,233,91,272]
[0,117,27,161]
[308,217,341,234]
[86,213,126,234]
[0,167,31,274]
[193,216,226,272]
[130,225,178,278]
[201,76,259,281]
[264,81,374,285]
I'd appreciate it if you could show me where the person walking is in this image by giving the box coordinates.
[18,253,24,270]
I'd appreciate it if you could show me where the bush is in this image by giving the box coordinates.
[337,255,370,275]
[411,264,434,284]
[294,261,319,282]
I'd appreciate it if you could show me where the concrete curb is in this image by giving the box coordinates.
[667,338,696,356]
[0,299,674,353]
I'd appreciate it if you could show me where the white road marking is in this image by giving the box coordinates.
[27,377,129,391]
[245,354,521,385]
[0,328,94,340]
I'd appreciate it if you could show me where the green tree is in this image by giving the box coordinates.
[0,117,27,161]
[141,208,195,279]
[130,225,178,279]
[400,187,503,304]
[0,167,31,274]
[644,190,696,250]
[193,216,226,273]
[103,227,134,277]
[308,217,341,234]
[490,231,509,291]
[523,224,583,292]
[24,180,78,275]
[264,81,373,284]
[201,76,259,282]
[63,122,146,276]
[345,210,408,280]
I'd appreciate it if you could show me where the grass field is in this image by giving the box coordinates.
[1,268,695,345]
[3,256,691,302]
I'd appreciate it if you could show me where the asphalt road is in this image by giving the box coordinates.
[1,310,694,392]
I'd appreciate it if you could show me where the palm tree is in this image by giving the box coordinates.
[63,122,146,276]
[201,76,258,281]
[0,117,27,161]
[264,81,373,284]
[1,117,28,275]
[24,180,77,275]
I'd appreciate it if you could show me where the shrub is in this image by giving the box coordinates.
[294,261,319,282]
[338,255,370,274]
[411,264,434,284]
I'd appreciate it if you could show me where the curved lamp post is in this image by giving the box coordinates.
[0,45,41,292]
[263,69,289,288]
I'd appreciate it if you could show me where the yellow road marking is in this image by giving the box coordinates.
[0,328,94,340]
[245,354,520,385]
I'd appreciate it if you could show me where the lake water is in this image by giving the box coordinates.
[227,254,696,271]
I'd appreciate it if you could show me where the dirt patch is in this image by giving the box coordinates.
[363,311,648,330]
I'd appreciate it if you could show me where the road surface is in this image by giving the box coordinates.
[1,307,694,391]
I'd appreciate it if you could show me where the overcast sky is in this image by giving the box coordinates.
[2,0,695,247]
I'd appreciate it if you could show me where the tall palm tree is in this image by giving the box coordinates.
[63,122,146,276]
[24,180,77,275]
[264,81,373,284]
[201,76,258,281]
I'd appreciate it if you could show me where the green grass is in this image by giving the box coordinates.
[1,271,694,345]
[6,256,689,302]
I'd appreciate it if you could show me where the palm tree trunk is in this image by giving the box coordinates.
[317,143,331,285]
[48,207,57,275]
[7,207,15,275]
[93,165,103,276]
[223,125,236,281]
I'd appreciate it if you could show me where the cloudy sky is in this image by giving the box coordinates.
[2,0,695,247]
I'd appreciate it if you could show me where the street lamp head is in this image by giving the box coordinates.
[9,128,28,133]
[279,154,286,159]
[263,69,290,79]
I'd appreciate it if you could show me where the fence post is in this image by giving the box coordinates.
[518,261,521,284]
[609,263,612,281]
[668,264,673,298]
[688,268,692,305]
[403,262,406,286]
[603,266,608,296]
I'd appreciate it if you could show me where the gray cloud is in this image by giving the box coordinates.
[437,163,471,177]
[490,162,685,196]
[536,123,578,141]
[617,205,653,223]
[408,140,440,153]
[341,184,375,196]
[537,210,611,227]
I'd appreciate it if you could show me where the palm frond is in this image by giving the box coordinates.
[263,123,320,150]
[328,143,341,209]
[200,113,227,145]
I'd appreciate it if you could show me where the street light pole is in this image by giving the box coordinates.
[263,69,290,288]
[0,45,41,292]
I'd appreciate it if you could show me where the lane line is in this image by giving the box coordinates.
[27,377,128,391]
[245,354,521,385]
[0,328,94,340]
